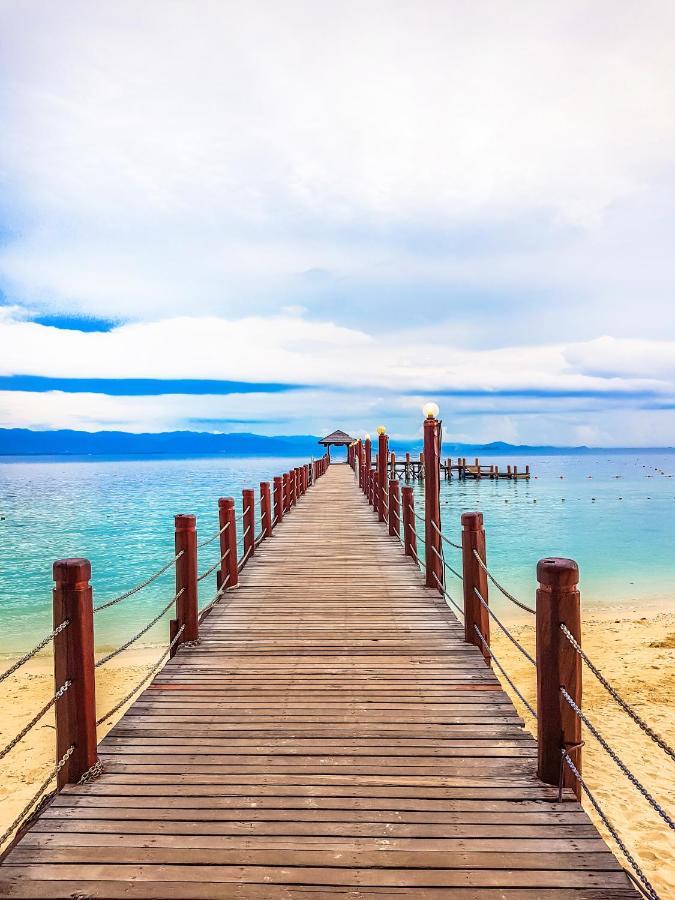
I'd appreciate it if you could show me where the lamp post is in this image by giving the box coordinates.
[376,426,388,522]
[422,402,442,590]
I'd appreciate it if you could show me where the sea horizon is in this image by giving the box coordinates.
[1,449,673,655]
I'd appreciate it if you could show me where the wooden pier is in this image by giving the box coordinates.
[0,459,638,897]
[380,454,531,481]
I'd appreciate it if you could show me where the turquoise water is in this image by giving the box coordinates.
[0,453,673,654]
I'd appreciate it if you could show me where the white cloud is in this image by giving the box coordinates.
[0,0,674,331]
[0,311,673,396]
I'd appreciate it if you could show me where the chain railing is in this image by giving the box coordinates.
[0,620,70,684]
[93,551,182,614]
[560,623,675,763]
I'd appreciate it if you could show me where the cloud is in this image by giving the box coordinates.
[0,2,674,444]
[0,0,674,337]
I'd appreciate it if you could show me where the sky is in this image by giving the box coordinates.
[0,1,674,445]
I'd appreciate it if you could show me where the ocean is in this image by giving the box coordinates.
[0,452,673,655]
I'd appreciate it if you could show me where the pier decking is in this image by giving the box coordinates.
[0,465,637,897]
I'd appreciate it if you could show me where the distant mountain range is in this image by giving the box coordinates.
[0,429,672,458]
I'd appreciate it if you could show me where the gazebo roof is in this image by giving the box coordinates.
[318,429,355,446]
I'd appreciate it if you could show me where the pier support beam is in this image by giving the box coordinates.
[219,498,238,590]
[389,479,400,538]
[53,558,98,788]
[402,485,417,562]
[242,489,255,559]
[377,431,388,522]
[461,512,490,662]
[536,558,582,799]
[175,515,199,645]
[260,482,272,537]
[423,414,442,590]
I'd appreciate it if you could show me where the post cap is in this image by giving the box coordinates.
[53,558,91,584]
[218,496,235,508]
[461,511,484,529]
[175,514,196,530]
[537,557,579,589]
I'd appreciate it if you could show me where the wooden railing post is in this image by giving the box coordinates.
[423,414,442,589]
[219,497,238,590]
[175,515,198,644]
[389,479,400,538]
[377,432,388,522]
[53,558,98,788]
[536,558,582,799]
[242,489,255,559]
[364,438,372,498]
[260,481,272,537]
[273,476,284,524]
[461,512,490,662]
[283,473,290,511]
[401,486,416,560]
[290,470,297,507]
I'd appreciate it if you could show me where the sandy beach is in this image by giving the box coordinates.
[1,613,674,896]
[496,607,675,898]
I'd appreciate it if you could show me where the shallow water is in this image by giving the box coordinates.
[0,452,673,653]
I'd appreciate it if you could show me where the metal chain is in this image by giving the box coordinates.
[93,551,183,614]
[96,624,185,726]
[442,558,463,581]
[430,519,463,550]
[78,758,104,784]
[561,752,660,900]
[560,623,675,763]
[472,549,535,614]
[0,744,74,850]
[199,574,231,620]
[560,687,674,830]
[431,570,464,618]
[237,545,252,571]
[0,680,71,761]
[0,620,70,684]
[474,587,536,666]
[473,624,537,719]
[94,590,183,669]
[197,520,229,549]
[197,550,229,583]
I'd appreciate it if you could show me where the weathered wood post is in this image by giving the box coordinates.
[405,452,411,480]
[536,558,582,799]
[273,476,283,524]
[389,479,400,538]
[377,429,388,522]
[423,412,442,590]
[242,489,255,560]
[218,497,230,585]
[53,558,98,788]
[461,512,490,662]
[175,514,199,645]
[364,437,372,499]
[219,497,238,590]
[402,485,417,560]
[283,473,290,512]
[260,481,272,537]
